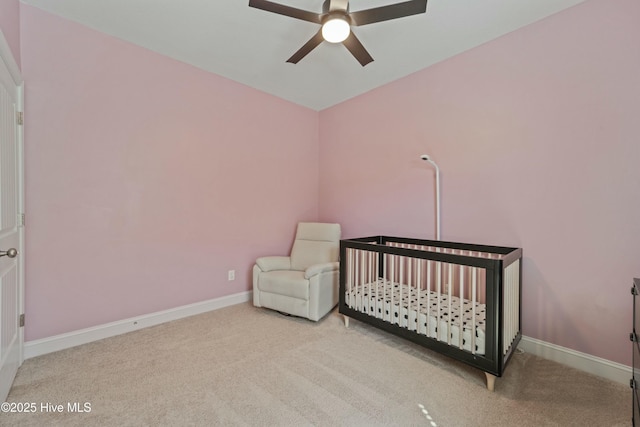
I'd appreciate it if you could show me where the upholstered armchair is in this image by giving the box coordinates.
[253,222,341,321]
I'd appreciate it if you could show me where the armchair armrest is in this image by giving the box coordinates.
[256,256,291,272]
[304,262,339,279]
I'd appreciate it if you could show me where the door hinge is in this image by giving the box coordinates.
[19,314,24,327]
[16,111,23,126]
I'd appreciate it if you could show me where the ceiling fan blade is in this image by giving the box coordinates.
[328,0,349,12]
[349,0,427,26]
[286,30,325,64]
[249,0,322,24]
[342,32,374,66]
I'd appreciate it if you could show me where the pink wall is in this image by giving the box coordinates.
[319,0,640,365]
[0,0,20,66]
[21,5,319,341]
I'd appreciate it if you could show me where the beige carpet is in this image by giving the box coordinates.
[4,303,629,426]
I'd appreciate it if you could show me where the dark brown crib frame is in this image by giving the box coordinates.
[339,236,523,383]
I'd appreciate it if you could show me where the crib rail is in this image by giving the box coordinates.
[339,236,522,378]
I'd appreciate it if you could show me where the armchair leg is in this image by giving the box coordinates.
[344,315,349,328]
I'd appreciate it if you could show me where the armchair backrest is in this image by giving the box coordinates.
[290,222,341,271]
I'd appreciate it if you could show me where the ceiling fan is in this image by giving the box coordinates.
[248,0,428,66]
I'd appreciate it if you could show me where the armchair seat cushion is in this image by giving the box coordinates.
[257,270,309,300]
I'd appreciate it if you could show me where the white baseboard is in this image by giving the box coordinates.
[24,291,252,359]
[518,335,631,386]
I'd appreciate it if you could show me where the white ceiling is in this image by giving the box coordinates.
[21,0,586,110]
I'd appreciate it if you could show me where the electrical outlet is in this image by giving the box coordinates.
[228,270,235,281]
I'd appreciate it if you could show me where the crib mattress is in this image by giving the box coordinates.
[345,280,486,355]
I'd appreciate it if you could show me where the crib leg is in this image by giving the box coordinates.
[484,372,496,392]
[344,315,350,328]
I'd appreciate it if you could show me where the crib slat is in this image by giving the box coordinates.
[367,251,372,314]
[472,266,477,355]
[436,249,441,342]
[447,262,452,346]
[415,246,421,332]
[459,264,464,350]
[347,249,353,308]
[399,255,403,327]
[426,259,431,337]
[390,254,395,324]
[383,253,388,322]
[375,251,380,318]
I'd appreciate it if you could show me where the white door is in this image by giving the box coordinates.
[0,38,24,402]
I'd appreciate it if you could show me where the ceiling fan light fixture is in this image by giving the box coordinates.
[322,16,350,43]
[248,0,428,65]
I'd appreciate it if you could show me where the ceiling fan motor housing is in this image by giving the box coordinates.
[322,0,349,14]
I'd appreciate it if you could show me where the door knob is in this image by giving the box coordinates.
[0,248,18,258]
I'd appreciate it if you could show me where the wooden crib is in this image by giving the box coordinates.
[339,236,522,391]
